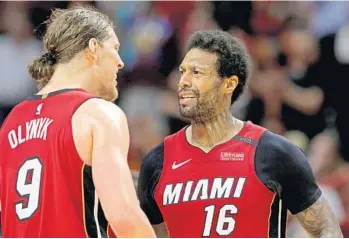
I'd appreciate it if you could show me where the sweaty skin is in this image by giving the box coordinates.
[73,98,156,238]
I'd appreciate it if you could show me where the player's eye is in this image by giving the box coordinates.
[179,69,184,75]
[193,70,200,75]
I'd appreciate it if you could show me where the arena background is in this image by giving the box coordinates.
[1,1,349,237]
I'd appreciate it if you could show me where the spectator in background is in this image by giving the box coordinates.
[245,34,286,134]
[279,29,326,138]
[0,2,40,125]
[116,4,174,171]
[310,1,349,39]
[245,28,326,138]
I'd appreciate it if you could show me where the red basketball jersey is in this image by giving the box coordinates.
[154,122,285,237]
[0,89,115,238]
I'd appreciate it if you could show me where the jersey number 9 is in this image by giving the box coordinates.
[15,157,43,220]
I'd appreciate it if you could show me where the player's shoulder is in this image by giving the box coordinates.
[141,127,188,172]
[255,130,308,174]
[143,142,164,164]
[255,131,311,189]
[140,142,165,175]
[257,130,299,156]
[77,98,125,116]
[75,98,127,125]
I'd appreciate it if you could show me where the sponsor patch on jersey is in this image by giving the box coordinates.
[220,152,245,161]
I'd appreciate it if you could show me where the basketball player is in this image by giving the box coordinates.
[138,30,343,238]
[0,7,156,238]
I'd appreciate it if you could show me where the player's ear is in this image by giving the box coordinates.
[222,75,238,94]
[85,38,98,64]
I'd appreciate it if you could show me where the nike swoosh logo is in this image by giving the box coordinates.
[172,159,192,170]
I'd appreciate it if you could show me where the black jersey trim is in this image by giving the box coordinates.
[232,135,258,146]
[268,194,287,238]
[82,164,108,238]
[81,164,89,237]
[97,200,108,237]
[27,88,82,100]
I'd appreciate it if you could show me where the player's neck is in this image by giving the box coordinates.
[37,64,94,95]
[188,110,242,151]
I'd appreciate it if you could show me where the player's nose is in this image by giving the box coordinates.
[116,54,124,69]
[178,74,192,89]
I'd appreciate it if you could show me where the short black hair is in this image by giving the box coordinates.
[187,30,250,104]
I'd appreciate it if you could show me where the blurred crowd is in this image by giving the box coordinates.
[1,1,349,237]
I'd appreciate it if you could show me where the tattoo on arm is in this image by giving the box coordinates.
[152,223,169,238]
[296,196,343,238]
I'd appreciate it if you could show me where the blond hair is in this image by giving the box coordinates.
[27,6,113,89]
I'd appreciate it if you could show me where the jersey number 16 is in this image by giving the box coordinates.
[203,204,238,237]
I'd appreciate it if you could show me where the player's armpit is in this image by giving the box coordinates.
[153,223,169,238]
[296,195,343,238]
[85,99,156,238]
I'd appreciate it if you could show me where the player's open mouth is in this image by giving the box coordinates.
[179,92,196,104]
[179,92,195,99]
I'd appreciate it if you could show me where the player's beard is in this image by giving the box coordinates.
[179,83,225,123]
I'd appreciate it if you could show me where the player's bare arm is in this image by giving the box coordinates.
[296,196,343,238]
[73,98,156,238]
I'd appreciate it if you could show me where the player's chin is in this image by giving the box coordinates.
[104,87,118,102]
[179,106,195,118]
[179,99,197,108]
[110,88,119,102]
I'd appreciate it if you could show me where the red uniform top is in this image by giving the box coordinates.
[138,121,322,237]
[0,89,115,238]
